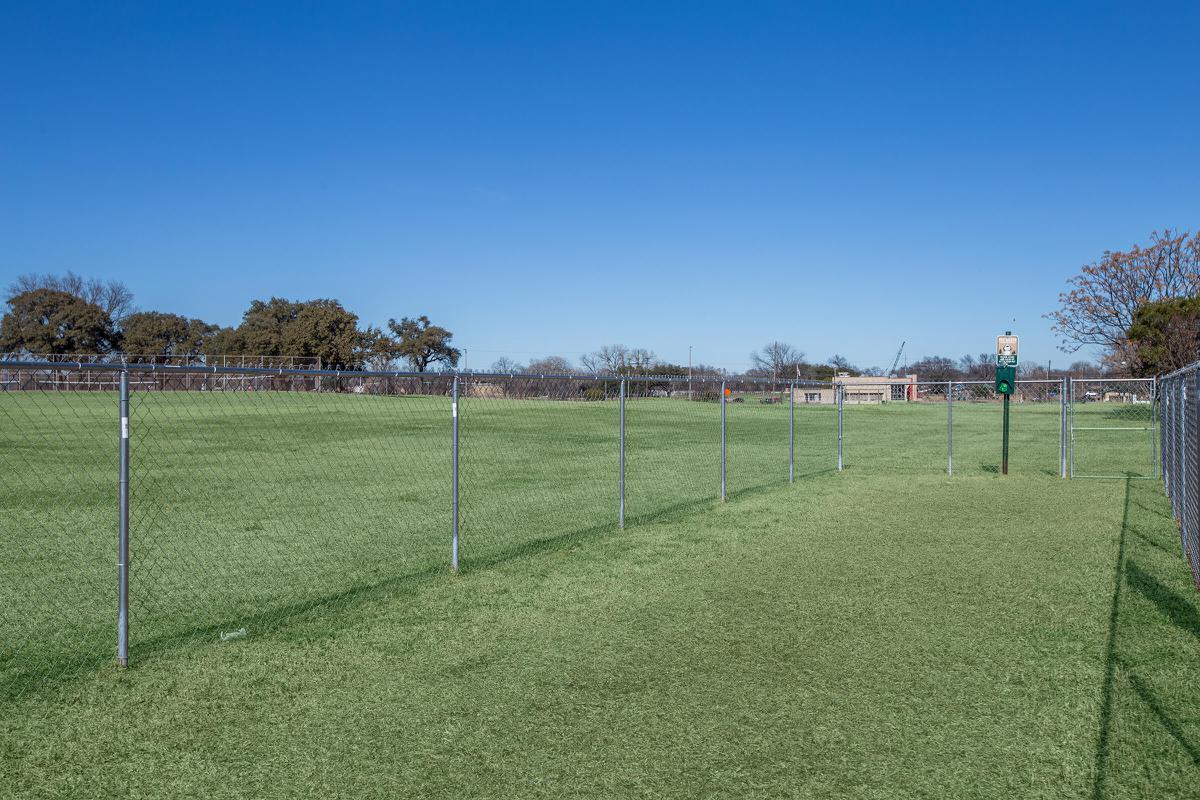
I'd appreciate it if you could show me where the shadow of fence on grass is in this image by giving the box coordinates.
[1091,479,1200,799]
[2,476,780,706]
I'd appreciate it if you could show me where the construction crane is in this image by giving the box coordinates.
[889,341,906,376]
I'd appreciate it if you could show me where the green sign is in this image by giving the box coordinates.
[995,333,1018,395]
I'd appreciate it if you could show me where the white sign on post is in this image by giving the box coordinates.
[996,334,1019,368]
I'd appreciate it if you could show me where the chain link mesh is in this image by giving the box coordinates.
[1157,367,1198,589]
[624,375,724,523]
[458,375,617,562]
[0,366,117,700]
[126,369,453,664]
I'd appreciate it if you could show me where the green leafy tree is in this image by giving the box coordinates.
[210,297,373,368]
[0,289,120,354]
[233,297,302,356]
[1127,297,1200,375]
[281,300,366,369]
[385,315,460,372]
[202,327,243,357]
[120,312,219,360]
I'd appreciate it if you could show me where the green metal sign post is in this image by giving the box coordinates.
[1002,393,1010,475]
[995,332,1018,475]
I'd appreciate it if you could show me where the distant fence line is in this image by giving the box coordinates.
[0,358,1090,399]
[0,359,1172,698]
[2,352,322,368]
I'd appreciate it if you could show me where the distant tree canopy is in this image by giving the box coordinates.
[1049,229,1200,363]
[385,315,461,372]
[1127,296,1200,376]
[121,311,219,358]
[0,289,121,354]
[208,298,373,369]
[906,355,957,382]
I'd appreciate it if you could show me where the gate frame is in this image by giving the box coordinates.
[1068,376,1158,479]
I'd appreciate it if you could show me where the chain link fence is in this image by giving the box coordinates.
[828,378,1067,477]
[2,359,1160,699]
[1159,365,1199,589]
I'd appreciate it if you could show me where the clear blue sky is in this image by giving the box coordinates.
[2,1,1197,372]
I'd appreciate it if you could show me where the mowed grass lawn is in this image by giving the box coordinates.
[1,389,1196,798]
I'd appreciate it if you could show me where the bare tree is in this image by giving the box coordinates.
[489,356,525,373]
[581,344,658,374]
[1048,229,1200,361]
[750,341,804,380]
[626,348,657,371]
[827,354,855,372]
[7,271,136,323]
[581,344,627,373]
[525,355,575,374]
[958,353,992,380]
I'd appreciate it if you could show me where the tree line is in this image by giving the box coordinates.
[4,227,1197,378]
[0,274,461,372]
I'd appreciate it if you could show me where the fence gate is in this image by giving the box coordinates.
[1069,377,1158,479]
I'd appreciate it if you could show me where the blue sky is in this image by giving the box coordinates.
[2,1,1198,372]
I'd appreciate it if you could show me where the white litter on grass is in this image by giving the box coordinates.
[219,628,248,642]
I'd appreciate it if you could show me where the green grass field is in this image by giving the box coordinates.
[1,389,1195,798]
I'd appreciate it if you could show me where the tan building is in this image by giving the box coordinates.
[792,373,918,405]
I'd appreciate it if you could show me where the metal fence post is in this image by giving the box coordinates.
[619,378,626,528]
[1176,379,1185,503]
[720,380,727,501]
[947,380,953,476]
[789,380,795,483]
[1060,376,1068,479]
[451,376,460,572]
[1152,376,1159,479]
[1069,378,1076,478]
[836,383,844,471]
[117,369,130,667]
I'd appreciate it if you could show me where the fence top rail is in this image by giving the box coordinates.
[1,351,322,364]
[831,378,1065,386]
[0,359,835,387]
[1070,376,1156,383]
[1158,361,1200,381]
